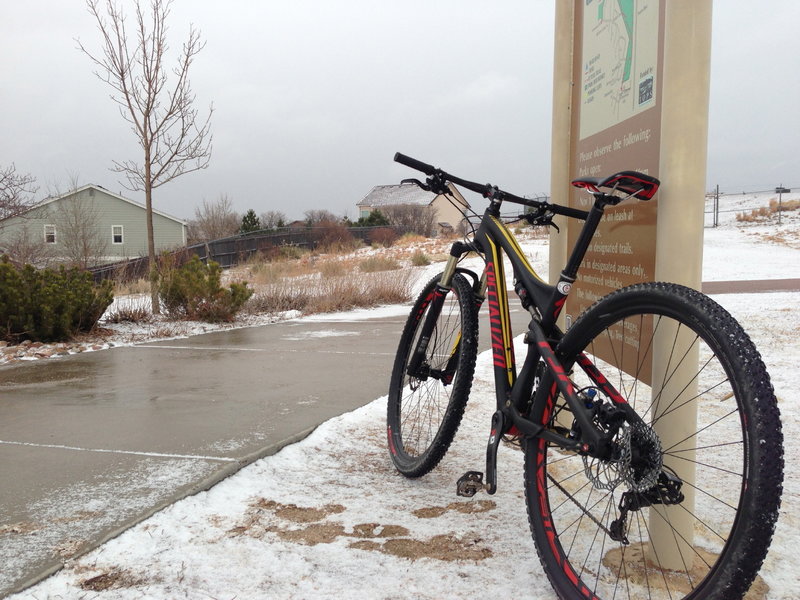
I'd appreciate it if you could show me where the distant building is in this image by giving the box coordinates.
[356,182,470,234]
[0,184,187,267]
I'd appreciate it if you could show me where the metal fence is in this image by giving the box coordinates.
[88,225,403,282]
[704,185,797,228]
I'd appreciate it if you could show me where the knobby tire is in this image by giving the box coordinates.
[524,283,783,600]
[387,273,478,477]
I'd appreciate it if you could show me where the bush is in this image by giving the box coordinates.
[369,227,398,247]
[0,257,114,343]
[356,209,390,227]
[159,255,253,322]
[311,220,358,252]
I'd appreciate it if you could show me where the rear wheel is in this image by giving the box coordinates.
[524,283,783,600]
[387,273,478,477]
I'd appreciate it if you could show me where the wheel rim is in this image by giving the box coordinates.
[535,311,750,599]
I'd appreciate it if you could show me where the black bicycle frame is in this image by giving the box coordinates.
[443,194,639,491]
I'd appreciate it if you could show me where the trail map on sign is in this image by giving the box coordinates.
[580,0,658,140]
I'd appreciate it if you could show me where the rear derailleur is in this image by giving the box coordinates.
[608,467,685,544]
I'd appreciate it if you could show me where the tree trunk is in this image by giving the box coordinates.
[145,159,160,315]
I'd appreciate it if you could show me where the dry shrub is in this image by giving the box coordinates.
[245,269,415,316]
[320,259,356,278]
[245,261,292,286]
[247,282,311,314]
[113,277,151,296]
[104,298,151,323]
[736,206,771,222]
[369,227,398,247]
[312,220,360,253]
[243,256,319,285]
[359,256,401,273]
[736,198,800,222]
[396,233,427,246]
[770,198,800,211]
[308,270,414,313]
[258,244,308,262]
[150,324,182,339]
[411,250,431,266]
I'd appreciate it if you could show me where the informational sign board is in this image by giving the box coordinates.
[565,0,665,383]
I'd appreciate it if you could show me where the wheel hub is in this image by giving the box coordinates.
[583,420,663,493]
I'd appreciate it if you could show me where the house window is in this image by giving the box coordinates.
[112,225,124,244]
[44,224,56,244]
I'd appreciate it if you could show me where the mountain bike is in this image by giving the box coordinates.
[386,152,784,600]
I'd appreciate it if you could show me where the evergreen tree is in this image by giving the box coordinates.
[357,209,390,227]
[239,209,261,234]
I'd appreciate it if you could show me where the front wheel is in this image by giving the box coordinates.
[387,273,478,477]
[524,283,783,600]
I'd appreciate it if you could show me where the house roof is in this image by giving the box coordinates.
[357,183,436,208]
[357,182,469,209]
[23,184,187,226]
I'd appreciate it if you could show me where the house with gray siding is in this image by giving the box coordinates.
[0,185,187,267]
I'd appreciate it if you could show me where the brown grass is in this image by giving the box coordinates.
[113,277,151,296]
[359,256,401,273]
[396,233,428,246]
[410,250,431,266]
[245,269,415,316]
[736,198,800,222]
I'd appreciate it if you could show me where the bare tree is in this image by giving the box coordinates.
[304,209,339,226]
[1,228,54,267]
[259,210,286,230]
[52,178,109,269]
[78,0,212,313]
[0,164,38,222]
[187,195,239,243]
[381,204,437,237]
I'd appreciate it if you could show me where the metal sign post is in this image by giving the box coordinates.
[776,185,791,224]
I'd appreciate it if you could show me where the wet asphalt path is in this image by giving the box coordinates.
[0,305,530,597]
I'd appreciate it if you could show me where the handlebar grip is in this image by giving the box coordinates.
[394,152,437,176]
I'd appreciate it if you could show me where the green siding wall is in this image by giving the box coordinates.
[0,187,186,263]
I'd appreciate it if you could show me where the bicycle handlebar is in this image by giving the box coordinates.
[394,153,437,176]
[394,152,590,221]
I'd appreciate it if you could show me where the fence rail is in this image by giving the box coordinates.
[88,225,404,283]
[704,186,798,228]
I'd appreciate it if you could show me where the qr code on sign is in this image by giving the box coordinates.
[639,75,654,105]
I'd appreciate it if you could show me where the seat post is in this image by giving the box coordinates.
[562,198,606,279]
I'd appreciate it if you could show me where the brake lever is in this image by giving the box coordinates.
[401,178,430,191]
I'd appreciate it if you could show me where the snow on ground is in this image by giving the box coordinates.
[6,197,800,599]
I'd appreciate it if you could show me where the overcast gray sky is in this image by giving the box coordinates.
[1,1,798,222]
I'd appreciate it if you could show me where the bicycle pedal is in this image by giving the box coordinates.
[456,471,485,497]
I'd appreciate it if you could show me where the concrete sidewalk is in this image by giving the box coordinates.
[0,315,404,596]
[0,305,529,597]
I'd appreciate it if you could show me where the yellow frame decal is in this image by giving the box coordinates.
[485,235,516,386]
